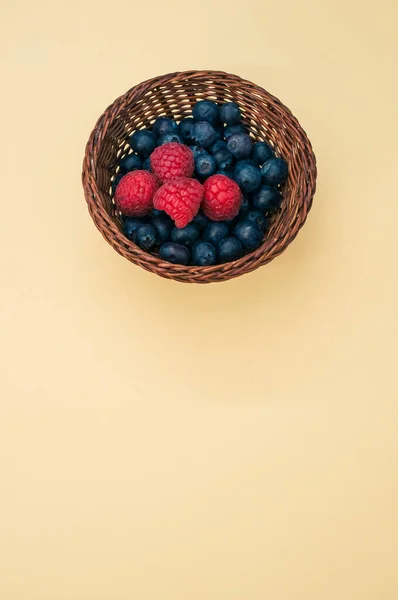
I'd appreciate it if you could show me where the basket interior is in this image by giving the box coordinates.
[94,76,302,235]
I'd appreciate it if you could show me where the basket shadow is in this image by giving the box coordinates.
[107,209,320,331]
[78,195,324,406]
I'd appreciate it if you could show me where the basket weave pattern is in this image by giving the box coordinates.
[82,71,317,283]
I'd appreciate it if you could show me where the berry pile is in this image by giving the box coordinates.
[112,100,288,266]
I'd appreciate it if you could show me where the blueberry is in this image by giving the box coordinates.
[192,212,209,231]
[123,216,146,240]
[119,153,143,173]
[235,158,257,169]
[129,130,157,157]
[191,145,207,159]
[159,242,190,265]
[214,149,234,170]
[203,221,229,246]
[224,124,248,139]
[192,100,220,126]
[111,172,124,195]
[246,209,269,232]
[142,157,151,171]
[133,223,158,250]
[225,196,249,227]
[153,117,178,137]
[192,241,217,266]
[234,220,264,250]
[214,122,225,140]
[261,157,288,186]
[218,236,244,262]
[210,140,227,154]
[253,141,274,165]
[220,102,241,125]
[179,117,194,142]
[195,152,216,178]
[235,163,262,193]
[191,121,217,148]
[239,196,251,215]
[151,213,174,244]
[252,185,282,213]
[158,132,183,145]
[151,209,164,217]
[171,223,200,247]
[216,168,235,180]
[227,133,252,160]
[224,215,239,227]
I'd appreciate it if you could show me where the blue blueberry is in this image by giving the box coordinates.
[133,223,158,250]
[235,158,257,169]
[151,213,174,244]
[224,215,239,227]
[119,153,143,173]
[111,172,124,195]
[225,196,250,227]
[153,117,178,137]
[192,100,220,126]
[218,236,244,262]
[246,209,269,232]
[195,152,216,178]
[261,157,288,186]
[216,168,235,180]
[203,221,229,246]
[171,223,200,247]
[129,130,157,157]
[234,220,263,250]
[142,157,151,171]
[179,117,194,142]
[227,133,252,160]
[122,216,146,240]
[214,122,225,140]
[235,163,262,193]
[253,141,274,165]
[220,102,241,125]
[151,209,164,217]
[159,242,190,265]
[252,185,282,213]
[192,212,209,231]
[158,132,183,145]
[239,196,251,215]
[191,145,207,159]
[192,241,217,266]
[210,140,227,154]
[224,124,248,139]
[214,149,234,170]
[191,121,217,148]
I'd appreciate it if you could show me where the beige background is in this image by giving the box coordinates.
[1,0,398,598]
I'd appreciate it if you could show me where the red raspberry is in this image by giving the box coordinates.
[153,177,203,228]
[150,142,194,183]
[115,170,158,217]
[202,174,242,221]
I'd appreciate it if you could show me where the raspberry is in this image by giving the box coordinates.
[153,177,203,228]
[202,175,242,221]
[115,170,158,217]
[150,142,194,183]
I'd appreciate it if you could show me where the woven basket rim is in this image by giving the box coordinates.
[82,70,317,283]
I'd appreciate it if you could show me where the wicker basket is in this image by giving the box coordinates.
[82,70,317,283]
